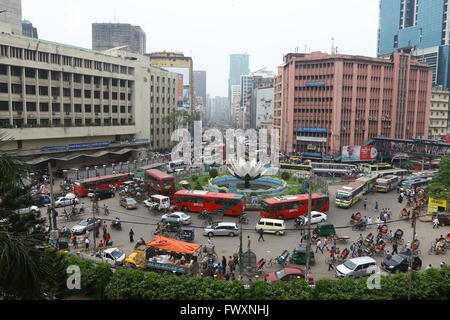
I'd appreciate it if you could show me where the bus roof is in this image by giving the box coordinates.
[262,193,327,204]
[336,181,365,192]
[356,175,378,182]
[80,173,129,183]
[145,169,174,180]
[174,190,244,200]
[376,175,398,182]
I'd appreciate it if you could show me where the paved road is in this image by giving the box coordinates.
[53,182,449,281]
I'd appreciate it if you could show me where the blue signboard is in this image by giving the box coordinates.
[41,145,68,152]
[68,142,109,150]
[133,139,150,144]
[305,81,326,87]
[299,152,322,158]
[297,127,328,133]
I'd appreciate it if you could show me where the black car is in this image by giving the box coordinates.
[88,189,115,200]
[381,250,422,273]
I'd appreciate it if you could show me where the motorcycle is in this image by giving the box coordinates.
[111,220,122,230]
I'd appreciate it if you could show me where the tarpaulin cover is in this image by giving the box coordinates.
[146,235,201,254]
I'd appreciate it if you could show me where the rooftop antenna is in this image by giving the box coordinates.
[304,45,307,53]
[114,9,117,23]
[331,37,336,55]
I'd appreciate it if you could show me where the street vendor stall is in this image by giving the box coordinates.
[145,236,201,275]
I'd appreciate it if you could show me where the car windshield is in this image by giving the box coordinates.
[391,255,404,263]
[78,220,89,226]
[110,249,123,259]
[275,270,286,279]
[127,199,136,204]
[180,214,189,219]
[343,260,357,270]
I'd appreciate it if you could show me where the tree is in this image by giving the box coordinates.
[163,110,201,128]
[0,132,46,238]
[429,157,450,200]
[281,171,291,181]
[209,168,218,178]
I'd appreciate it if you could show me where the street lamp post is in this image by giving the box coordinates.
[305,179,313,279]
[103,164,107,176]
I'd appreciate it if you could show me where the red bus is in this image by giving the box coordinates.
[174,190,245,216]
[73,173,130,197]
[144,169,175,197]
[260,193,329,220]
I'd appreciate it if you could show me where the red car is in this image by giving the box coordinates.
[264,267,314,285]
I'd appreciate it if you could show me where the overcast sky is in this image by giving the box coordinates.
[23,0,379,97]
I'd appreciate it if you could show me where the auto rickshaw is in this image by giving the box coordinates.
[162,220,183,234]
[313,222,336,237]
[290,246,315,265]
[175,227,195,242]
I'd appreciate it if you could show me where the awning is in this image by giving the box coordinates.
[25,148,135,165]
[146,235,201,254]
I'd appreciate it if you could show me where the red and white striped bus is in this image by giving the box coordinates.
[73,173,130,197]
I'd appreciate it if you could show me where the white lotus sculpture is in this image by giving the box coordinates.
[228,158,268,188]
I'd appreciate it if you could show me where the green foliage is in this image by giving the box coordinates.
[40,252,450,300]
[429,157,450,200]
[191,175,199,182]
[194,182,203,190]
[281,171,291,181]
[163,110,201,128]
[209,168,218,178]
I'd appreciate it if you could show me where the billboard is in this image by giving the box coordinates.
[297,127,328,133]
[166,67,190,110]
[296,136,327,142]
[341,145,378,162]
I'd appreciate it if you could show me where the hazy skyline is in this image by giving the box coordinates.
[22,0,379,97]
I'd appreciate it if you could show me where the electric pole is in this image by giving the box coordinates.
[305,178,313,277]
[408,211,417,301]
[47,162,57,230]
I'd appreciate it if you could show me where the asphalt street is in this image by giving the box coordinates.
[53,182,450,281]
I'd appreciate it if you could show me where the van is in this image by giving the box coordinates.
[255,218,286,236]
[204,222,239,237]
[335,256,377,279]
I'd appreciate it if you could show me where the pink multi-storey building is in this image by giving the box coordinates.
[276,51,432,157]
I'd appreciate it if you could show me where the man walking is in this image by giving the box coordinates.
[247,236,252,250]
[129,228,134,242]
[257,228,265,242]
[364,198,368,210]
[392,241,398,255]
[433,217,440,229]
[315,239,323,253]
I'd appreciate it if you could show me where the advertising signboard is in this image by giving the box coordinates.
[296,136,327,142]
[341,145,378,162]
[297,127,328,133]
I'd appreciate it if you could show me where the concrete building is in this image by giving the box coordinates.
[208,96,229,122]
[230,84,242,128]
[193,70,207,119]
[228,54,249,103]
[147,51,193,113]
[92,23,146,55]
[254,86,274,129]
[0,33,178,167]
[378,0,450,89]
[429,86,449,139]
[277,51,432,157]
[240,68,274,129]
[0,0,22,35]
[22,19,37,38]
[273,66,283,148]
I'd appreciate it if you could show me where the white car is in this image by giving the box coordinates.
[161,212,192,225]
[302,211,327,224]
[14,205,40,215]
[55,196,80,208]
[101,248,126,266]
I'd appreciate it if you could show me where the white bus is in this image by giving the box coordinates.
[374,175,399,193]
[376,168,409,180]
[310,162,357,176]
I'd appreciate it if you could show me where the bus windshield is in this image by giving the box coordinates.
[162,178,174,188]
[336,192,352,201]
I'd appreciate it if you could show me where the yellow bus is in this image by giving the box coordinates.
[355,174,379,193]
[280,163,313,173]
[335,181,366,208]
[362,163,392,174]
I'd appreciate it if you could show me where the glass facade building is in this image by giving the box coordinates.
[378,0,450,89]
[228,54,249,103]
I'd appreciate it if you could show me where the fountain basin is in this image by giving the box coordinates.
[208,175,287,196]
